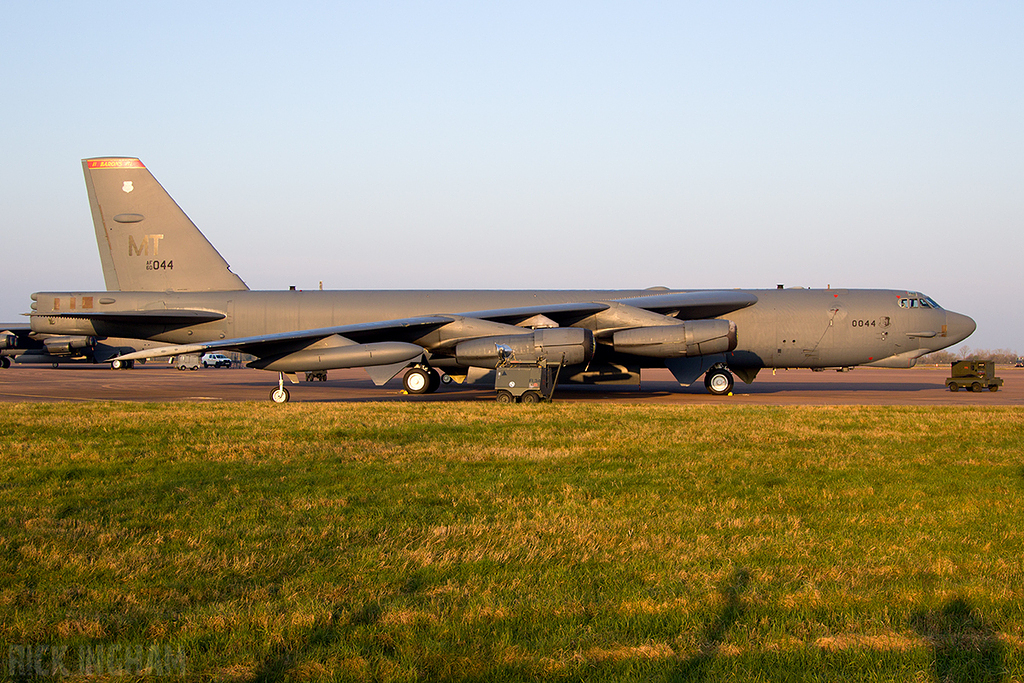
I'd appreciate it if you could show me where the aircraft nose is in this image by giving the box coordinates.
[945,311,976,344]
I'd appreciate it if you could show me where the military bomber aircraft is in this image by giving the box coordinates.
[28,157,976,402]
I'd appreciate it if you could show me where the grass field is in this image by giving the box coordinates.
[1,403,1022,681]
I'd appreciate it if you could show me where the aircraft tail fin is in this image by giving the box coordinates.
[83,157,248,291]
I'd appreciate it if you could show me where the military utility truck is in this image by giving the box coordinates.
[947,360,1003,392]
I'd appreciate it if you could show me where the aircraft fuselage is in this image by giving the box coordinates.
[29,287,973,375]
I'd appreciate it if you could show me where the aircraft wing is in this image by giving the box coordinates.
[457,290,757,326]
[112,290,756,381]
[112,315,455,362]
[610,290,758,318]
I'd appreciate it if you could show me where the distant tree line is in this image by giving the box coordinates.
[919,346,1022,365]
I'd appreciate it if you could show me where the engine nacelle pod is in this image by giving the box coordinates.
[42,335,96,356]
[1,334,16,350]
[612,320,736,358]
[455,328,595,367]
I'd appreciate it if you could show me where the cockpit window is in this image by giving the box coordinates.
[898,296,941,309]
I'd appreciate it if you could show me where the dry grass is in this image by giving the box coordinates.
[1,403,1022,681]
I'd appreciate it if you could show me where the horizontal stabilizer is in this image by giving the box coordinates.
[31,310,225,325]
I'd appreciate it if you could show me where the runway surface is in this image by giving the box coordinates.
[1,363,1021,405]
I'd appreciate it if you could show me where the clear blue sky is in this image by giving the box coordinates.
[2,2,1021,351]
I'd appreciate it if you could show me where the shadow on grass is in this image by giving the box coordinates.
[666,567,750,682]
[249,603,371,683]
[911,597,1005,683]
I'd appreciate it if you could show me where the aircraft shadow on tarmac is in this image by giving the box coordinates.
[273,378,941,404]
[626,379,939,395]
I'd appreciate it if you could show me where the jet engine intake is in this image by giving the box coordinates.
[612,320,736,358]
[2,334,16,349]
[455,328,595,367]
[42,335,96,356]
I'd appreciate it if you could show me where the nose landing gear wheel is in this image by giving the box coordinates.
[270,372,290,403]
[704,368,734,396]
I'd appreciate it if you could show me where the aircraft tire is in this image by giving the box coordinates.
[496,390,515,404]
[1,357,10,369]
[427,368,441,393]
[403,367,431,394]
[441,373,453,385]
[521,390,542,404]
[704,368,734,396]
[111,359,124,370]
[52,362,59,369]
[270,387,290,403]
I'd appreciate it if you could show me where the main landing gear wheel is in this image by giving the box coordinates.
[403,367,430,394]
[0,357,10,369]
[704,368,734,396]
[403,367,441,394]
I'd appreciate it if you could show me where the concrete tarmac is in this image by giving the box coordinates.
[1,363,1021,405]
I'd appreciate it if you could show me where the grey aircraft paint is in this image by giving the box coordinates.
[28,158,976,401]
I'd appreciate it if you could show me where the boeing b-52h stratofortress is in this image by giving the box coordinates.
[29,157,976,402]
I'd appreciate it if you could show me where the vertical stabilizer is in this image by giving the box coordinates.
[83,157,248,291]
